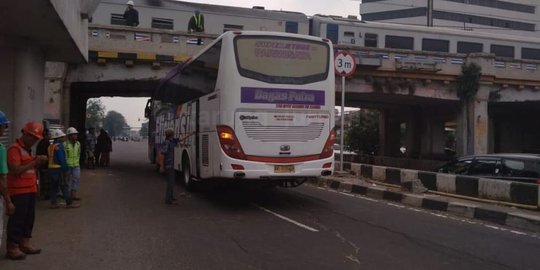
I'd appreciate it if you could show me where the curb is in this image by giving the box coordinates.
[314,177,540,233]
[336,162,540,208]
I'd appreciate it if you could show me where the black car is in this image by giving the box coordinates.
[438,154,540,185]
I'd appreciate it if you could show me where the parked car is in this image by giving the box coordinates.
[437,154,540,184]
[333,144,357,156]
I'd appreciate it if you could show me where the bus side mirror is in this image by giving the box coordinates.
[144,99,152,118]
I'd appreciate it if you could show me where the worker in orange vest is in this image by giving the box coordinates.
[5,122,48,260]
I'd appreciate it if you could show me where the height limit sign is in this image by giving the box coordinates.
[334,51,356,172]
[334,51,356,77]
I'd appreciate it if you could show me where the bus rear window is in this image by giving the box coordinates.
[234,36,330,84]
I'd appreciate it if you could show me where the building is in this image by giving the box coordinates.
[360,0,539,37]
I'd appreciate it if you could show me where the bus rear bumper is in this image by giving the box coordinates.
[219,156,334,180]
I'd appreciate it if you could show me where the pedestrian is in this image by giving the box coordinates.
[64,127,82,201]
[188,9,205,45]
[5,121,48,260]
[36,129,51,199]
[96,129,112,167]
[159,128,178,205]
[86,127,97,169]
[0,111,15,252]
[123,0,139,26]
[48,129,79,209]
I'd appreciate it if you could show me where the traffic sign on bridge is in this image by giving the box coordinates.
[334,51,356,77]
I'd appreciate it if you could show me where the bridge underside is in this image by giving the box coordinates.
[491,102,540,154]
[337,91,540,169]
[69,80,158,131]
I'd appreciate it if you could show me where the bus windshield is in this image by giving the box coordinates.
[234,36,330,84]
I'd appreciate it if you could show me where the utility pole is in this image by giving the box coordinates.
[427,0,434,27]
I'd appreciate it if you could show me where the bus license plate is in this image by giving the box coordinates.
[274,165,294,173]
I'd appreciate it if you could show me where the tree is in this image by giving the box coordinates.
[345,109,380,155]
[139,121,148,138]
[103,111,130,137]
[86,99,105,129]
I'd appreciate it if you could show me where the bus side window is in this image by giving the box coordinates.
[164,40,223,105]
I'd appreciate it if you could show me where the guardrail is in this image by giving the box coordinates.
[338,162,540,208]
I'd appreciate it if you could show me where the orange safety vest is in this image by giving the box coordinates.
[7,140,37,195]
[48,143,62,169]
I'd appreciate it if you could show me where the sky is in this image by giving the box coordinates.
[99,97,149,128]
[98,1,361,127]
[185,0,361,17]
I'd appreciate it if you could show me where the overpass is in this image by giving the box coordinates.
[3,7,540,160]
[52,23,540,160]
[0,0,101,144]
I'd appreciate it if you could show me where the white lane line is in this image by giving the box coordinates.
[253,204,319,232]
[387,203,406,208]
[315,186,379,202]
[309,184,540,239]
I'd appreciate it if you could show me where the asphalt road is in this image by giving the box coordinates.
[1,140,539,270]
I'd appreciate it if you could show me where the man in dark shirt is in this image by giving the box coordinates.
[36,130,51,199]
[159,129,178,205]
[123,1,139,26]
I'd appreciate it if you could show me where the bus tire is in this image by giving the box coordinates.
[182,154,195,191]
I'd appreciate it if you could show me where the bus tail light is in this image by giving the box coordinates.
[231,164,244,170]
[536,178,540,185]
[217,125,246,160]
[319,129,336,159]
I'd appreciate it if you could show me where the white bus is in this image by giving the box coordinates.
[145,31,335,189]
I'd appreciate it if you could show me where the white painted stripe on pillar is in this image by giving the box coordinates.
[372,166,386,181]
[254,204,319,232]
[478,178,511,201]
[401,169,419,184]
[351,163,362,177]
[436,173,456,193]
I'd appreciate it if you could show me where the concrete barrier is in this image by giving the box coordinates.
[352,162,540,207]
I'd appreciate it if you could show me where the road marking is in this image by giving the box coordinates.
[253,204,319,232]
[309,184,540,240]
[315,186,379,202]
[387,203,405,208]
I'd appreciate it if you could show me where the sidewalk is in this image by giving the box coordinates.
[310,173,540,233]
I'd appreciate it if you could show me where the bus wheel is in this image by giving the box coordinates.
[182,155,195,191]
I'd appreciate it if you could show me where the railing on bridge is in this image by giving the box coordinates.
[89,24,218,64]
[88,24,540,88]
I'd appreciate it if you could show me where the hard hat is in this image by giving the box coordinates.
[127,0,134,5]
[0,111,9,125]
[66,127,79,135]
[22,122,44,140]
[50,129,66,139]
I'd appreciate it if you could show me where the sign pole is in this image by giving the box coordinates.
[340,76,345,172]
[334,51,356,173]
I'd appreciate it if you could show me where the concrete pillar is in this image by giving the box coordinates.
[420,110,446,158]
[44,62,68,121]
[405,107,422,158]
[379,108,401,156]
[0,43,16,142]
[473,85,490,154]
[456,101,469,156]
[378,109,386,156]
[456,84,491,156]
[13,44,45,135]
